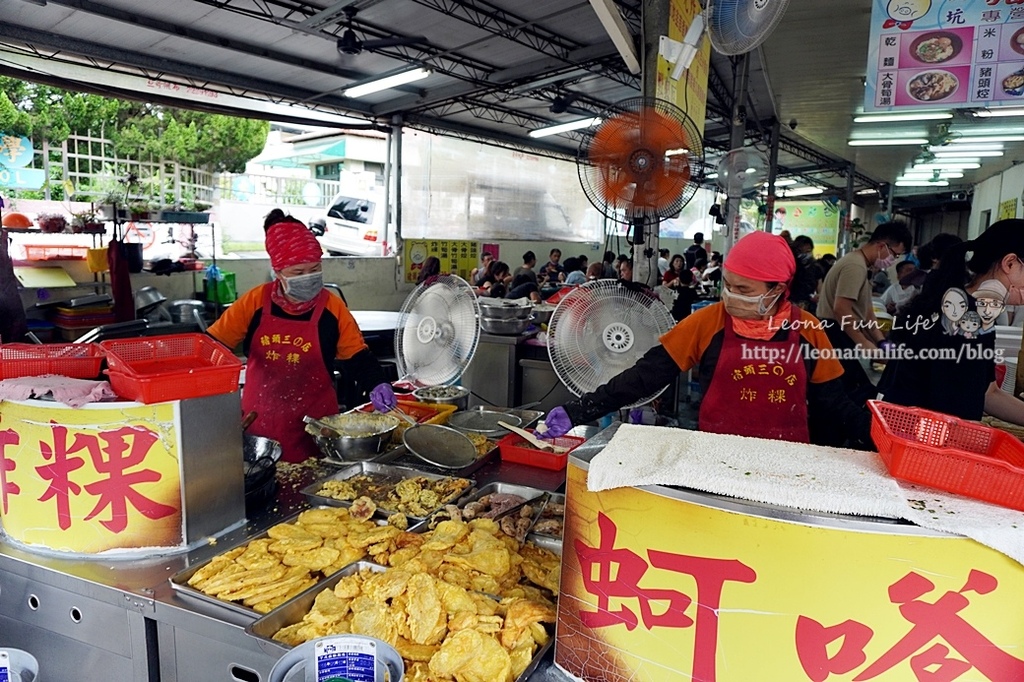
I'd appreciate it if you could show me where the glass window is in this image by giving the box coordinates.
[327,195,375,224]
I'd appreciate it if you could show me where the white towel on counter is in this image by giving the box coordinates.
[588,424,1024,565]
[588,424,905,518]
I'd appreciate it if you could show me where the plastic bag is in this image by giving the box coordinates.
[204,265,237,304]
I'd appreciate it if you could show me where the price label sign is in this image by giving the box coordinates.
[314,637,376,682]
[0,651,10,682]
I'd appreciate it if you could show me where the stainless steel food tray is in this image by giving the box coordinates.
[169,507,383,619]
[245,560,554,682]
[246,560,387,644]
[448,406,543,436]
[432,482,564,554]
[301,461,474,523]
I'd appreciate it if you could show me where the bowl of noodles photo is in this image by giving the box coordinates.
[907,70,959,102]
[909,32,962,65]
[1005,69,1024,97]
[1011,26,1024,56]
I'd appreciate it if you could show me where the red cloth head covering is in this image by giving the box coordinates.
[724,230,796,284]
[265,218,322,271]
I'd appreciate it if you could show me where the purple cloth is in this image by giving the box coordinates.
[0,375,118,407]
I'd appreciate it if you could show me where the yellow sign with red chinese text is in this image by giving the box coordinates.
[556,461,1024,682]
[655,0,710,135]
[998,198,1018,221]
[0,399,183,554]
[403,239,480,284]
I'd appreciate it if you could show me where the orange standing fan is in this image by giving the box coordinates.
[578,97,704,244]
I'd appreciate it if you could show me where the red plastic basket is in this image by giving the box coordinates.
[100,334,241,404]
[868,400,1024,511]
[1,343,105,379]
[498,433,586,470]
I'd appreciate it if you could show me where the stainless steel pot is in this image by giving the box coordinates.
[480,315,534,335]
[134,286,167,315]
[413,384,471,411]
[168,299,205,324]
[532,304,555,326]
[309,413,399,461]
[478,298,533,320]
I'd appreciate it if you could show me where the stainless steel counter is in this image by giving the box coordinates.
[0,447,577,681]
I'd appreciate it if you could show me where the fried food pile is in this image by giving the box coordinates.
[186,507,408,613]
[273,517,561,681]
[318,473,472,518]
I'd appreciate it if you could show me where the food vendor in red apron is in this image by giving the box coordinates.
[539,231,872,447]
[208,212,395,462]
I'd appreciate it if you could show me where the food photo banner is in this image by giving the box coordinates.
[865,0,1024,111]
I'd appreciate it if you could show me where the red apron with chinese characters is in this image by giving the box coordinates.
[242,286,337,462]
[699,305,810,443]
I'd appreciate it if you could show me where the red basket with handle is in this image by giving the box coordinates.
[868,400,1024,511]
[100,334,241,404]
[1,343,105,379]
[498,433,586,470]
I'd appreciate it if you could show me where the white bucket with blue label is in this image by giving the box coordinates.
[268,635,404,682]
[0,649,40,682]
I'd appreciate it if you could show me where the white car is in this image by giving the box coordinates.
[315,191,391,257]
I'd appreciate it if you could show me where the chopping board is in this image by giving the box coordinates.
[13,266,78,288]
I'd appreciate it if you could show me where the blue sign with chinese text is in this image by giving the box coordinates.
[0,134,35,168]
[0,167,46,190]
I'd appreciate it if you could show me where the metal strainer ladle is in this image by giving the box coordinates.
[401,423,478,469]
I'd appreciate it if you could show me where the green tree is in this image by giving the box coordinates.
[0,77,269,172]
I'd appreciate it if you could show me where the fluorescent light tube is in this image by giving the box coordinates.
[782,187,824,196]
[900,172,964,179]
[913,162,981,170]
[896,180,949,187]
[934,151,1002,158]
[929,144,1003,152]
[529,117,601,138]
[706,172,719,179]
[857,189,879,195]
[848,138,929,146]
[763,178,797,187]
[953,136,1024,143]
[854,112,952,123]
[974,109,1024,118]
[343,68,431,98]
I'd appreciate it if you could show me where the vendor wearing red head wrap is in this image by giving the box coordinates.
[540,231,872,446]
[208,209,393,462]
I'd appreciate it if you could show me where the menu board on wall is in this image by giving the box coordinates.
[999,197,1019,220]
[403,239,480,284]
[865,0,1024,111]
[772,201,840,258]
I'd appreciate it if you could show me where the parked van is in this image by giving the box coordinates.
[316,189,392,257]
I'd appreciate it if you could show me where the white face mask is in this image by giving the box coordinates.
[721,285,782,319]
[281,271,323,301]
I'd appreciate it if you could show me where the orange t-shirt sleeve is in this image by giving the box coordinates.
[324,295,369,360]
[797,309,844,384]
[206,283,265,349]
[659,303,726,373]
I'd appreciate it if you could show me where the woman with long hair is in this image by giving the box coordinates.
[879,219,1024,423]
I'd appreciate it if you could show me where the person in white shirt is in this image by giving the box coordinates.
[657,248,670,277]
[881,261,920,315]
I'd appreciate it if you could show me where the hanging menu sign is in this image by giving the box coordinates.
[865,0,1024,111]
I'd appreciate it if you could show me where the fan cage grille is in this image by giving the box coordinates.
[578,97,705,226]
[547,280,675,409]
[395,275,480,387]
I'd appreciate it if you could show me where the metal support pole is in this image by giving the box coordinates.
[391,115,403,286]
[843,163,856,255]
[724,54,750,256]
[765,119,781,234]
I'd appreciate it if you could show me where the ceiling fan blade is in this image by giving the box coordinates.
[361,36,426,49]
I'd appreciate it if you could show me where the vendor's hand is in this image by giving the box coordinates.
[370,383,397,412]
[537,406,572,439]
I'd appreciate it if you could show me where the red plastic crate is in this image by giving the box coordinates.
[100,334,241,404]
[868,400,1024,511]
[23,244,89,261]
[1,343,105,379]
[498,433,585,470]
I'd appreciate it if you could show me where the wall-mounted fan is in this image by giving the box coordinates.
[666,0,792,78]
[547,280,675,408]
[717,147,769,198]
[394,275,480,387]
[578,97,704,243]
[337,7,425,56]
